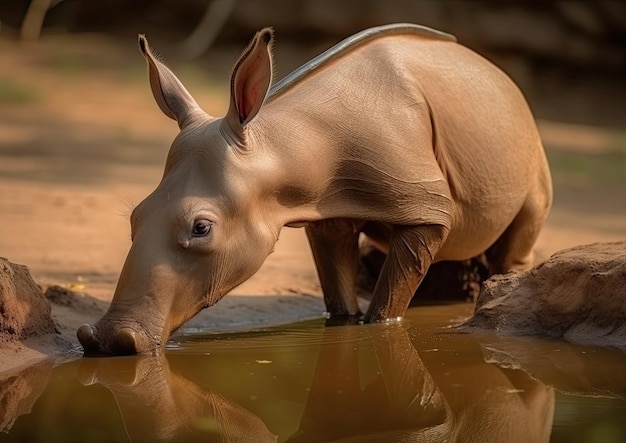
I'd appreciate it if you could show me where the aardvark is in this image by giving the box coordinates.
[78,24,552,354]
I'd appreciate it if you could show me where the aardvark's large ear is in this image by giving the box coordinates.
[138,35,205,129]
[224,28,274,141]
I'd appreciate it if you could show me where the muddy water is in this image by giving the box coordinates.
[2,303,626,442]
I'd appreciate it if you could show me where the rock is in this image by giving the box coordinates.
[0,258,57,340]
[463,241,626,348]
[45,284,84,308]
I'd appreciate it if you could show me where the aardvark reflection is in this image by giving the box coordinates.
[77,354,277,443]
[74,323,556,443]
[286,323,555,443]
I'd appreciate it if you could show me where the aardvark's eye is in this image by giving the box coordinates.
[192,220,212,237]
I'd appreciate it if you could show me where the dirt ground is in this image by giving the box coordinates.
[1,35,625,373]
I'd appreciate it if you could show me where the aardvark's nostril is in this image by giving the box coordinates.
[77,323,101,354]
[111,327,139,355]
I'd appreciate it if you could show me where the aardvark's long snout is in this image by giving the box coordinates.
[77,323,156,355]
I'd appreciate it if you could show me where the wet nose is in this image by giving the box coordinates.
[77,324,139,355]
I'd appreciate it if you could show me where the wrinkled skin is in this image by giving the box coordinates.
[78,24,552,355]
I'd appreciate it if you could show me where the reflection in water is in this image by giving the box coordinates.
[0,359,52,433]
[287,323,554,443]
[477,334,626,399]
[78,323,555,443]
[2,306,626,442]
[77,354,277,443]
[287,324,448,442]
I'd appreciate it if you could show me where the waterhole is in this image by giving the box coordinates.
[1,303,625,442]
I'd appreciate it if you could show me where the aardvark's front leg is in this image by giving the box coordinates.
[365,224,447,322]
[306,218,365,319]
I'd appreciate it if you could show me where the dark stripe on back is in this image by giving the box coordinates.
[267,23,456,101]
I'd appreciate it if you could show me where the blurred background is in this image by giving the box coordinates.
[2,0,625,126]
[0,0,625,290]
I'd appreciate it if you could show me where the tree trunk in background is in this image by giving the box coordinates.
[179,0,237,60]
[20,0,62,41]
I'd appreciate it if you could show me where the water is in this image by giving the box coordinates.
[1,303,625,442]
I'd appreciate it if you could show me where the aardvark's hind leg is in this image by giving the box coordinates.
[486,184,552,275]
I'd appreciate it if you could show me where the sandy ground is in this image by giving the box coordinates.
[1,35,625,374]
